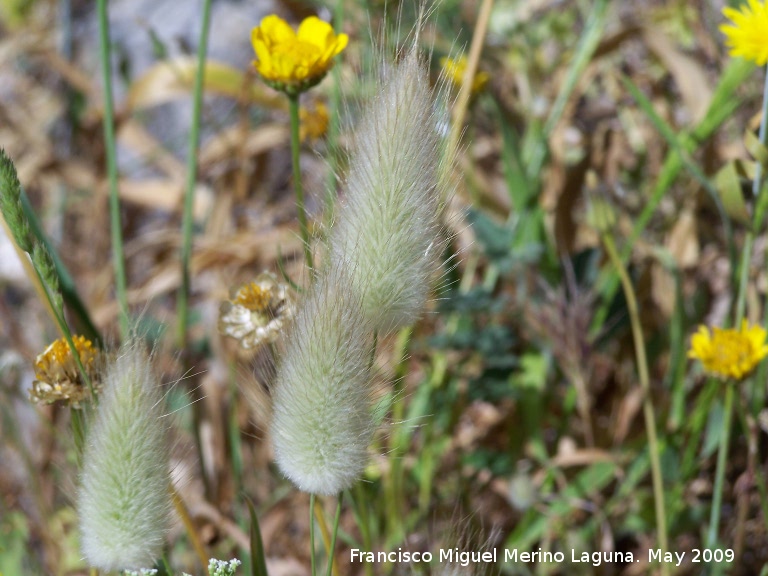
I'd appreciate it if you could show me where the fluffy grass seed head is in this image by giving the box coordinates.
[329,46,450,334]
[688,320,768,381]
[31,335,101,406]
[721,0,768,65]
[218,272,294,350]
[270,264,375,496]
[251,14,348,95]
[78,344,171,571]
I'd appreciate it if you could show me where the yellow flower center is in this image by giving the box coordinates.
[714,335,754,371]
[234,282,271,312]
[35,335,96,378]
[688,321,768,381]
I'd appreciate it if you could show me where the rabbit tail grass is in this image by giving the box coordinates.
[78,343,171,571]
[271,263,375,496]
[329,45,449,335]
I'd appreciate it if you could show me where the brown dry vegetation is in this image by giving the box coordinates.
[1,0,768,575]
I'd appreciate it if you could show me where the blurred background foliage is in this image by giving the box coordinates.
[1,0,768,574]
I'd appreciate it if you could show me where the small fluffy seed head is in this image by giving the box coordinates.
[271,264,375,495]
[329,47,448,335]
[78,344,170,571]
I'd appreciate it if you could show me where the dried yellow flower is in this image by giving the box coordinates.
[300,101,329,142]
[219,272,294,349]
[31,336,101,406]
[251,14,348,95]
[721,0,768,66]
[688,320,768,381]
[440,56,490,95]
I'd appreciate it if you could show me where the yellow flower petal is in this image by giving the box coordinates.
[297,16,334,48]
[250,14,347,93]
[259,14,296,45]
[721,0,768,65]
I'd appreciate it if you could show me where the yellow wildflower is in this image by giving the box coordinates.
[440,56,490,95]
[688,320,768,380]
[219,272,294,349]
[31,336,101,406]
[720,0,768,65]
[251,14,348,95]
[300,101,329,142]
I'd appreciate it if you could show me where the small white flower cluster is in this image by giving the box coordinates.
[123,570,157,576]
[206,558,242,576]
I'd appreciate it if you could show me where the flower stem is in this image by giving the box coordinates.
[96,0,129,340]
[325,493,343,576]
[602,234,669,573]
[288,93,314,272]
[309,493,317,576]
[170,482,209,569]
[349,486,374,576]
[751,65,768,201]
[177,0,213,347]
[707,383,734,548]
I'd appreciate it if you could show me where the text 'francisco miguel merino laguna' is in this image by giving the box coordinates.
[349,548,638,567]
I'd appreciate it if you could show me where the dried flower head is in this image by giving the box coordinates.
[300,101,329,142]
[721,0,768,65]
[31,336,101,406]
[688,320,768,381]
[440,56,490,95]
[219,273,294,349]
[251,14,348,95]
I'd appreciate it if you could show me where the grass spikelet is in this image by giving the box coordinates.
[329,44,448,334]
[270,263,375,496]
[78,343,171,571]
[0,148,33,253]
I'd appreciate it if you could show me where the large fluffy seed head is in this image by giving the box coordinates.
[271,265,374,496]
[78,345,170,571]
[330,48,446,335]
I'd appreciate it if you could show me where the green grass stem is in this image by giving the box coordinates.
[707,383,734,549]
[325,493,343,576]
[310,493,317,576]
[177,0,213,347]
[288,94,314,272]
[96,0,129,339]
[602,234,669,573]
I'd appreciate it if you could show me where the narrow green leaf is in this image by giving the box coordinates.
[715,161,752,225]
[245,497,269,576]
